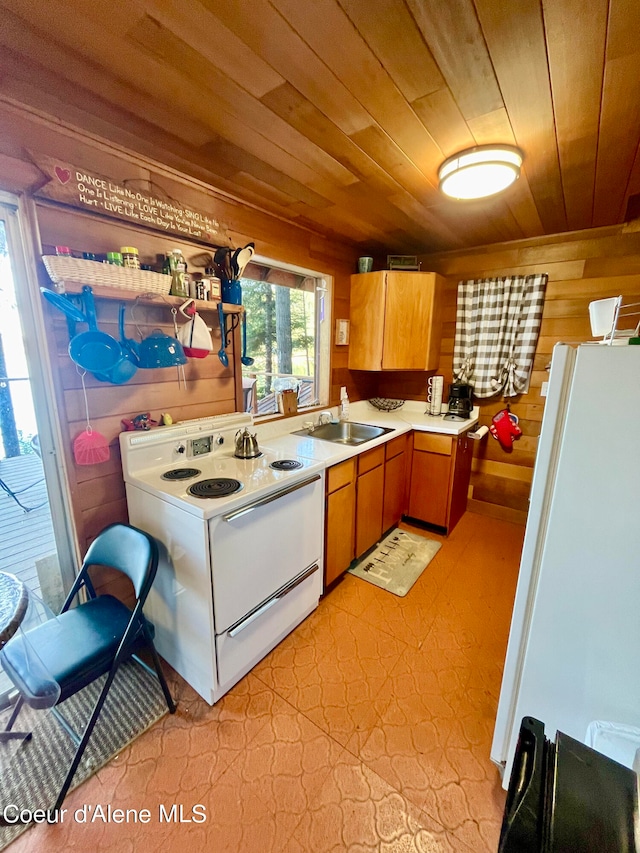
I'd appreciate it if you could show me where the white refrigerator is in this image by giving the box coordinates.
[491,342,640,786]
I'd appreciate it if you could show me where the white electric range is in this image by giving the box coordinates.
[120,413,325,704]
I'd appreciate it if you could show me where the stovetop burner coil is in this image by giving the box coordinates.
[187,478,243,499]
[162,467,201,481]
[269,459,303,471]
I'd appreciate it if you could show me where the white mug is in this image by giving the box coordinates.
[427,375,444,415]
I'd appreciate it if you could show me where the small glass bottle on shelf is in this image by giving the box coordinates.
[167,249,188,297]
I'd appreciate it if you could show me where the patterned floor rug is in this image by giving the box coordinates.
[348,528,442,596]
[0,659,169,850]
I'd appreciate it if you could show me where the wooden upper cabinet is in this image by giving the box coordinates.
[348,271,443,371]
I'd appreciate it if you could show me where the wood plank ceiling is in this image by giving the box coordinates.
[0,0,639,253]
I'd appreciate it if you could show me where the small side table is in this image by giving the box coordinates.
[0,572,31,742]
[0,572,29,649]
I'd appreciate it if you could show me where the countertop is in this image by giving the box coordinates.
[257,400,479,467]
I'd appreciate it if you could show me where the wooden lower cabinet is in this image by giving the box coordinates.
[355,463,384,556]
[324,458,356,588]
[324,428,469,589]
[449,432,474,531]
[408,442,450,527]
[408,430,473,532]
[324,443,388,589]
[382,434,407,533]
[355,446,385,556]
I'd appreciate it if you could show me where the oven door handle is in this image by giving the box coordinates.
[226,563,319,638]
[275,562,319,600]
[222,474,321,522]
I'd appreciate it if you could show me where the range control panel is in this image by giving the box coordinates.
[191,436,213,457]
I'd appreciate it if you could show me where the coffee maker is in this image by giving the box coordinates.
[444,382,473,420]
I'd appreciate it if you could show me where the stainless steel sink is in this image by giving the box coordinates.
[292,421,394,445]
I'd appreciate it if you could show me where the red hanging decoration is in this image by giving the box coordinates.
[490,408,522,451]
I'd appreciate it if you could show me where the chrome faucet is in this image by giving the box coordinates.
[302,411,333,433]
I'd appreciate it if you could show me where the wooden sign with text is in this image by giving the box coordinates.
[32,154,228,245]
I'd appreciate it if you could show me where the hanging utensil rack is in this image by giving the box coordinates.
[219,309,240,349]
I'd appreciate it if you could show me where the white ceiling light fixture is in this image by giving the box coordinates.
[438,145,523,200]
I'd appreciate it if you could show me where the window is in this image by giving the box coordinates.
[240,260,329,416]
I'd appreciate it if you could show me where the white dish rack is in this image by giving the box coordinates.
[589,296,640,345]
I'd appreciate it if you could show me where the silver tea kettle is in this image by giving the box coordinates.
[234,427,261,459]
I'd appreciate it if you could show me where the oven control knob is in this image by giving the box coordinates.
[176,443,186,454]
[215,434,224,446]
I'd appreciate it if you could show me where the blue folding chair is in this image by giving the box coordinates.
[0,523,176,813]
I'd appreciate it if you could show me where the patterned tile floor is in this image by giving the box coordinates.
[8,511,524,853]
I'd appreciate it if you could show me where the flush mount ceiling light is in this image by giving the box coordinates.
[438,145,523,200]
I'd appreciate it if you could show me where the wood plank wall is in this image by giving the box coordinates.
[377,224,640,524]
[36,202,240,553]
[0,104,377,596]
[12,104,640,546]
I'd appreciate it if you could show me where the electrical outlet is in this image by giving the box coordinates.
[541,381,549,397]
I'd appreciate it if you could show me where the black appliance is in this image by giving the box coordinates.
[499,717,639,853]
[444,382,473,420]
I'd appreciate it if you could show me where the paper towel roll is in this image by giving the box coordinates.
[468,425,489,440]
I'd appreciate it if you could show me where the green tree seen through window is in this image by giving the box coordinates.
[241,277,316,410]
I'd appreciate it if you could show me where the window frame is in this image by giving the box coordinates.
[240,254,331,420]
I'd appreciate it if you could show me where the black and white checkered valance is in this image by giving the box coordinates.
[453,274,547,398]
